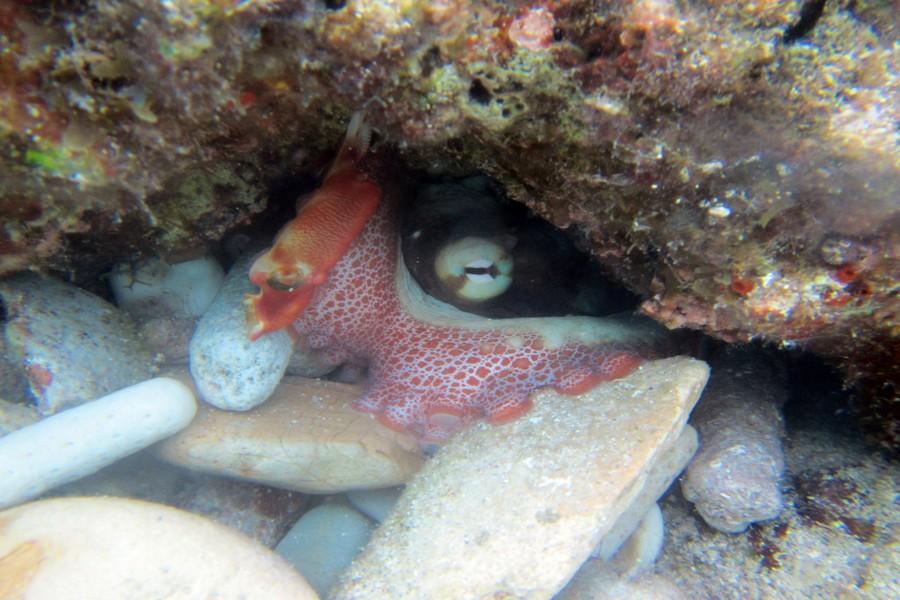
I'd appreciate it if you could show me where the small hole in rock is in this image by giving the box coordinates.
[469,79,492,105]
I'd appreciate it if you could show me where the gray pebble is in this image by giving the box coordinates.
[276,503,373,597]
[0,273,155,414]
[346,486,403,523]
[189,254,292,411]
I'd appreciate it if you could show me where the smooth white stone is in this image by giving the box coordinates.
[110,255,225,319]
[608,503,666,576]
[0,377,196,509]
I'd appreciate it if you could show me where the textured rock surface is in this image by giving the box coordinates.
[0,399,39,437]
[157,372,425,493]
[682,347,788,532]
[0,377,196,509]
[189,253,293,411]
[167,475,308,548]
[0,497,317,599]
[332,357,708,599]
[0,335,30,406]
[0,2,896,445]
[657,385,899,599]
[0,273,155,414]
[136,315,195,365]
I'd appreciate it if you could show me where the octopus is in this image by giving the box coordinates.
[247,116,661,442]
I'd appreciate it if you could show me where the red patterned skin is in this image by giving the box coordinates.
[246,115,379,340]
[290,199,646,442]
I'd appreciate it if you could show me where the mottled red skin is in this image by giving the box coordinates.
[247,123,380,340]
[288,199,644,442]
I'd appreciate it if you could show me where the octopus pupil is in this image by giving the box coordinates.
[466,265,497,277]
[267,277,297,292]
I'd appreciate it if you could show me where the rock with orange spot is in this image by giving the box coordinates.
[332,357,708,599]
[0,273,155,415]
[0,497,317,599]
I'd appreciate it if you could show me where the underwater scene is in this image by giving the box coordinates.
[0,1,897,598]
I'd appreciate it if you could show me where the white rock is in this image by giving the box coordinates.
[0,377,196,509]
[156,373,424,493]
[332,357,709,599]
[346,486,403,523]
[109,255,225,319]
[0,273,155,414]
[276,503,373,597]
[607,503,666,576]
[0,497,317,599]
[189,254,292,411]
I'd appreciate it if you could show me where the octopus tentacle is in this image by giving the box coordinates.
[246,113,381,340]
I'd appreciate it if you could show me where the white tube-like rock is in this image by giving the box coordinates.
[0,377,197,509]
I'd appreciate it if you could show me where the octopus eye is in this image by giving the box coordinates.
[266,276,298,293]
[434,236,513,302]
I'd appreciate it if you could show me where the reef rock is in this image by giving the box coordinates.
[332,356,707,598]
[0,1,896,447]
[682,347,788,533]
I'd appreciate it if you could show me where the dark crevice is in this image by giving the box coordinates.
[784,0,828,44]
[468,79,492,105]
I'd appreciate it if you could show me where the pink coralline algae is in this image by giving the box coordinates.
[283,196,651,442]
[507,7,556,51]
